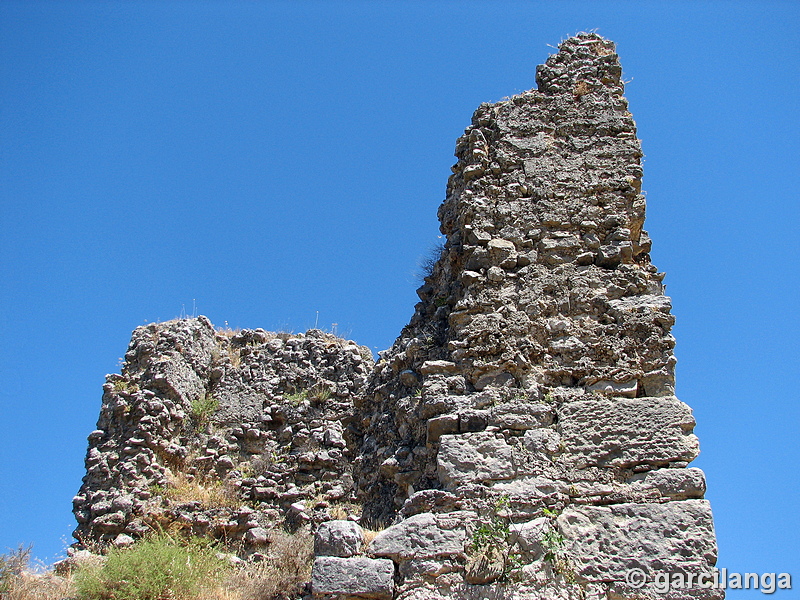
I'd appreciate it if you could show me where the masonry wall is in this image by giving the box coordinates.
[346,33,720,600]
[74,316,371,555]
[75,32,721,600]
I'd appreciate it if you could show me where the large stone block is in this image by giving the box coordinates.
[437,431,514,487]
[369,512,466,561]
[558,396,699,468]
[311,556,394,599]
[557,500,718,582]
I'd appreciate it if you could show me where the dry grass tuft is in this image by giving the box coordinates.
[362,528,381,548]
[216,327,241,338]
[327,501,360,521]
[573,80,590,97]
[164,471,241,509]
[1,571,74,600]
[593,43,614,57]
[1,545,75,600]
[214,530,313,600]
[0,530,313,600]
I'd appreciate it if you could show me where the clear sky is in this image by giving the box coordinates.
[1,1,797,595]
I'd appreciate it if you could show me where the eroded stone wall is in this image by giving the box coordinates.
[75,32,720,600]
[74,316,372,555]
[342,33,720,599]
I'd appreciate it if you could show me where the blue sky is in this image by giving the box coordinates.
[1,1,798,594]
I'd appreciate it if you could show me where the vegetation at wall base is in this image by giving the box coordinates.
[73,533,229,600]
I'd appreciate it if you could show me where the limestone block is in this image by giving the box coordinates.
[315,520,364,557]
[489,402,554,430]
[487,266,505,282]
[491,476,564,498]
[437,431,515,487]
[369,512,466,561]
[558,396,699,468]
[606,294,672,317]
[487,238,517,268]
[244,527,269,546]
[399,557,456,580]
[522,428,561,455]
[585,379,638,398]
[146,358,204,406]
[311,556,394,599]
[474,371,515,391]
[557,500,718,582]
[627,467,706,500]
[427,414,459,444]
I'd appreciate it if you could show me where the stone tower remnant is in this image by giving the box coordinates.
[75,33,720,600]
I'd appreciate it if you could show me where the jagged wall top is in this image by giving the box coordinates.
[356,32,682,521]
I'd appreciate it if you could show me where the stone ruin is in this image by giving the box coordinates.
[74,33,721,600]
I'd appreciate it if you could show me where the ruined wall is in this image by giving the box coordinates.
[339,33,720,599]
[74,316,372,555]
[75,32,720,600]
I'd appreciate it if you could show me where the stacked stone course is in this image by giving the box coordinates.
[75,33,720,600]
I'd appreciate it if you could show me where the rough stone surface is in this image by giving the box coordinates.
[628,467,706,500]
[315,520,364,557]
[74,317,372,554]
[312,556,395,599]
[558,396,700,468]
[558,500,718,582]
[369,512,466,561]
[437,432,515,488]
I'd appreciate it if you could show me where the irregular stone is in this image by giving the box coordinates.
[437,431,515,487]
[489,402,554,430]
[509,517,549,557]
[586,379,638,398]
[400,369,419,387]
[112,533,135,548]
[315,520,364,558]
[487,266,505,282]
[369,512,466,561]
[460,270,482,286]
[312,556,394,599]
[399,557,455,580]
[53,549,106,576]
[323,427,346,448]
[491,476,564,497]
[457,410,488,433]
[559,396,699,468]
[427,414,459,443]
[474,371,515,391]
[420,360,458,375]
[487,238,517,268]
[244,527,269,546]
[522,428,561,455]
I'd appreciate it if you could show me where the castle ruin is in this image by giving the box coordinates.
[73,33,721,600]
